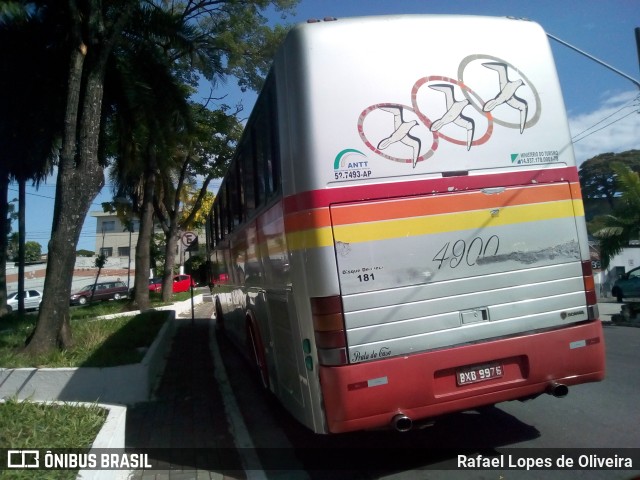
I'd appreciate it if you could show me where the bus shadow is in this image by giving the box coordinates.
[279,406,540,478]
[216,329,540,478]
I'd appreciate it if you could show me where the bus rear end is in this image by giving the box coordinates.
[277,15,605,433]
[317,173,604,433]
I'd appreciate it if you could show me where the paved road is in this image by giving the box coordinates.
[124,300,636,479]
[216,315,639,480]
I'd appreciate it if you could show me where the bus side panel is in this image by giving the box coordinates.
[255,200,326,431]
[320,321,605,433]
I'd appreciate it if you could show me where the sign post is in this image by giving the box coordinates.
[181,232,198,324]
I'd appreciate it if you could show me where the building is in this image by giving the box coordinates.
[90,211,139,259]
[90,210,206,274]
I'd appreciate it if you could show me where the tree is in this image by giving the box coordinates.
[24,241,42,263]
[105,14,195,310]
[89,254,107,303]
[579,150,640,208]
[154,105,242,301]
[107,1,295,305]
[0,1,64,315]
[24,1,135,355]
[594,163,640,268]
[5,0,295,350]
[0,165,9,315]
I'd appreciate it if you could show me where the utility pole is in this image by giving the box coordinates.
[636,27,640,75]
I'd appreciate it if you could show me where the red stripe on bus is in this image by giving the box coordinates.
[283,167,580,214]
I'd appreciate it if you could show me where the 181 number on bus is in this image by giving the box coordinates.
[357,273,375,282]
[432,235,499,270]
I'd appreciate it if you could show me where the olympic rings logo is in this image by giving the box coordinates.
[357,55,541,167]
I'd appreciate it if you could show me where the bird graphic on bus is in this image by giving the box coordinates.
[481,62,529,133]
[376,106,422,168]
[354,55,539,171]
[428,84,475,150]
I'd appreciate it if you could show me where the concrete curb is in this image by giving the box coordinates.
[0,311,177,405]
[0,399,128,480]
[95,294,204,320]
[77,402,129,480]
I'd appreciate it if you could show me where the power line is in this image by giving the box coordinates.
[572,108,640,144]
[7,187,106,207]
[571,94,640,141]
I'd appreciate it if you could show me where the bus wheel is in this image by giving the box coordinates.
[247,319,269,390]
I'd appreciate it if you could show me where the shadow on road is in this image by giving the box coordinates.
[217,329,541,478]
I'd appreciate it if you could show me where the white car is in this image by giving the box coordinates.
[7,289,43,312]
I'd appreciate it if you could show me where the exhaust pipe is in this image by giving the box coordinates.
[391,414,413,432]
[547,382,569,398]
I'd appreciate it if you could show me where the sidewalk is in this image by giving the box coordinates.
[126,301,245,480]
[598,298,621,322]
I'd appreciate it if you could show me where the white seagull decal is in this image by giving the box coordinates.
[377,106,422,168]
[482,62,529,133]
[429,84,475,150]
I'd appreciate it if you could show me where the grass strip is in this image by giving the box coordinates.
[0,310,168,368]
[0,399,107,480]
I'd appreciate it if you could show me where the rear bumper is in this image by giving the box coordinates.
[319,321,605,433]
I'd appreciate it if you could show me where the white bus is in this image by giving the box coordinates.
[208,15,605,434]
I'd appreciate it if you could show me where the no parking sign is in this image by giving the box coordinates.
[181,231,199,251]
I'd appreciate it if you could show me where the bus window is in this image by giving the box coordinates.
[242,139,256,217]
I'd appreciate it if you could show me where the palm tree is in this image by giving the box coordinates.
[0,1,64,315]
[595,163,640,269]
[104,15,194,310]
[23,0,135,355]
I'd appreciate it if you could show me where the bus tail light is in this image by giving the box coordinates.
[311,296,348,366]
[582,260,599,321]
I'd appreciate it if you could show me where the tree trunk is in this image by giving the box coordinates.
[17,178,26,314]
[161,224,179,302]
[0,171,9,315]
[23,1,134,355]
[24,47,105,355]
[133,160,156,311]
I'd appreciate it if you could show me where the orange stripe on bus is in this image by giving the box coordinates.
[330,183,574,227]
[285,208,332,231]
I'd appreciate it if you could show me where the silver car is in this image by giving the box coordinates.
[7,290,43,312]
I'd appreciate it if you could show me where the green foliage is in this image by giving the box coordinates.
[7,231,18,260]
[7,237,41,262]
[24,240,42,262]
[76,249,95,257]
[94,253,107,269]
[594,162,640,268]
[579,150,640,207]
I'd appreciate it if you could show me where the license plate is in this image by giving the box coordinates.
[456,362,503,386]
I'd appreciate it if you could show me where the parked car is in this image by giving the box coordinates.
[70,281,129,305]
[147,274,196,294]
[148,277,162,293]
[7,289,42,312]
[612,266,640,302]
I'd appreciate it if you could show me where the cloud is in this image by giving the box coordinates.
[568,90,640,166]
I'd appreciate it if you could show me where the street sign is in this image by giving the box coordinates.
[181,231,198,248]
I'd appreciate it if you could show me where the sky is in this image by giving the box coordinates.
[11,0,640,253]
